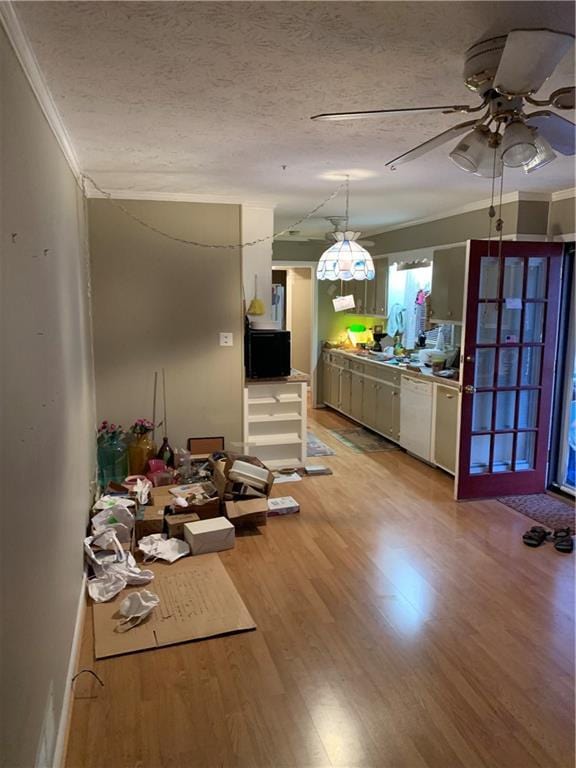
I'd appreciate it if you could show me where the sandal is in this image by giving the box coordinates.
[552,528,574,554]
[522,526,549,547]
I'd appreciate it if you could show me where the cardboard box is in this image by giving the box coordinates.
[135,504,166,540]
[184,517,235,555]
[267,496,300,517]
[164,511,200,539]
[213,455,274,500]
[92,554,256,659]
[225,499,268,527]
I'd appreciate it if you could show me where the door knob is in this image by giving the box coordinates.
[464,385,476,394]
[465,354,475,363]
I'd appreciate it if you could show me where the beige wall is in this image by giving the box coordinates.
[89,199,244,448]
[548,195,575,237]
[286,267,312,374]
[0,27,96,768]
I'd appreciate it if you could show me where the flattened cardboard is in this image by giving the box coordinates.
[92,554,255,659]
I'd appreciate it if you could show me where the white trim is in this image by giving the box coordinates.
[370,191,553,235]
[87,185,274,206]
[551,188,576,202]
[552,232,576,242]
[53,574,86,768]
[0,2,81,179]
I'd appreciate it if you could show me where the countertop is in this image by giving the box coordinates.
[326,349,461,390]
[246,369,309,384]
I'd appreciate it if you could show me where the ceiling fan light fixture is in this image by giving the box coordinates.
[522,132,557,173]
[501,119,538,167]
[449,126,492,173]
[316,232,375,281]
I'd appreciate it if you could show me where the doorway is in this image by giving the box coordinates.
[272,266,314,376]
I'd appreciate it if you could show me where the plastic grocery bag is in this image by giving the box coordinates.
[91,505,135,544]
[138,533,189,563]
[116,589,160,633]
[84,529,154,603]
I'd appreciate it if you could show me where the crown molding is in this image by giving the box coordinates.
[551,188,576,202]
[86,185,276,207]
[0,2,81,179]
[370,190,557,236]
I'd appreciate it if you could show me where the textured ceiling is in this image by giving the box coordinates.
[15,1,576,236]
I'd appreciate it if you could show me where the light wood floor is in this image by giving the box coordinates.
[67,407,575,768]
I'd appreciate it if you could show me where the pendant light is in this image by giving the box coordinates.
[500,119,538,167]
[316,177,375,281]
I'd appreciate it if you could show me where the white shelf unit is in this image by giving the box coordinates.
[244,381,307,469]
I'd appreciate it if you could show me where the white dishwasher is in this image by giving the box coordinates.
[400,375,433,462]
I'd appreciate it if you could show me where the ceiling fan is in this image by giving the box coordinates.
[311,29,575,176]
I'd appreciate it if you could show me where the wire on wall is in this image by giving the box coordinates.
[82,174,348,250]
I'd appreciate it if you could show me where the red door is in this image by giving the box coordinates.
[456,240,563,500]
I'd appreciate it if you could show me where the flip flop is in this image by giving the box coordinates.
[522,526,549,548]
[552,528,574,554]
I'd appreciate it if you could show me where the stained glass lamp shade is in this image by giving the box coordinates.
[316,231,375,281]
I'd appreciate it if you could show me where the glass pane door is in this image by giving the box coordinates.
[457,241,563,500]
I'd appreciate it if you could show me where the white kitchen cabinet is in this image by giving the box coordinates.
[433,384,459,474]
[400,375,433,461]
[430,246,466,323]
[340,369,352,415]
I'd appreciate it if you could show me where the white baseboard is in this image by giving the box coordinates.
[52,573,87,768]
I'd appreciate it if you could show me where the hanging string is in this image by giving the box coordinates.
[82,174,347,250]
[487,139,498,258]
[496,162,505,260]
[344,174,350,231]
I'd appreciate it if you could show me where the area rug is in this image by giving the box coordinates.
[497,493,575,533]
[329,427,400,454]
[306,432,335,457]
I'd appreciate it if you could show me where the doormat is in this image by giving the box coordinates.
[329,427,400,453]
[497,493,575,533]
[307,432,335,457]
[93,554,256,659]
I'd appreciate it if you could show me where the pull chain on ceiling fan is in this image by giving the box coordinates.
[311,28,575,176]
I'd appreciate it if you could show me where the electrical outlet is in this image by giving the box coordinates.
[219,332,234,347]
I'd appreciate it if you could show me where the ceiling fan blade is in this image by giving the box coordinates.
[493,29,574,96]
[310,105,472,122]
[385,120,478,169]
[526,111,576,155]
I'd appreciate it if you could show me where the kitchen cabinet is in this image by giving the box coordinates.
[430,246,466,323]
[363,379,378,427]
[433,384,459,474]
[370,258,388,316]
[322,353,458,472]
[351,369,364,421]
[340,369,352,414]
[375,383,400,441]
[346,257,388,316]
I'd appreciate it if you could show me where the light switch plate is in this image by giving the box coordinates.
[219,332,234,347]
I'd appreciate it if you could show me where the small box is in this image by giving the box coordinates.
[225,499,268,528]
[164,512,200,539]
[135,504,166,540]
[184,517,235,555]
[267,496,300,517]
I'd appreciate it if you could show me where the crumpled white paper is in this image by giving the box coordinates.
[85,529,154,602]
[138,533,189,563]
[116,589,160,633]
[134,477,152,505]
